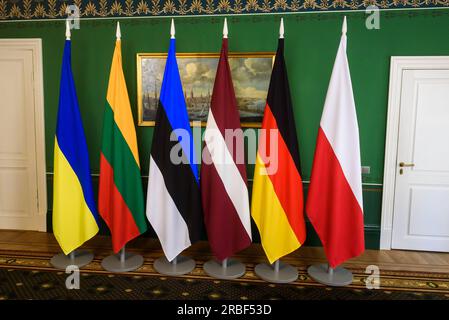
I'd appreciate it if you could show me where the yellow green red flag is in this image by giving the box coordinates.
[98,27,147,253]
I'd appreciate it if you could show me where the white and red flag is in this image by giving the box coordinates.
[306,17,364,268]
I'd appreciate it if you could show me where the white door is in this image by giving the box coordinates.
[0,40,46,231]
[392,69,449,251]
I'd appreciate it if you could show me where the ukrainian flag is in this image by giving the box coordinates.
[53,39,99,255]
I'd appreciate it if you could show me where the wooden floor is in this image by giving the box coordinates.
[0,230,448,273]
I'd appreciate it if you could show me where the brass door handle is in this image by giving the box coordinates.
[399,162,415,167]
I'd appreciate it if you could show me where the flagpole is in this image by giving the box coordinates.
[307,16,356,287]
[65,19,70,40]
[50,20,96,270]
[328,265,334,276]
[120,247,125,264]
[69,251,75,263]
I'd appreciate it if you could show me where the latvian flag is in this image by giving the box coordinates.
[306,17,365,268]
[251,35,307,264]
[200,20,252,261]
[146,26,203,262]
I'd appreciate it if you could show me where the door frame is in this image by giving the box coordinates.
[380,56,449,250]
[0,39,47,231]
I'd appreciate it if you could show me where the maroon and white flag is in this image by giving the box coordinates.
[200,19,252,261]
[306,17,365,268]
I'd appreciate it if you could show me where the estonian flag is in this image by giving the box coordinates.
[146,21,203,262]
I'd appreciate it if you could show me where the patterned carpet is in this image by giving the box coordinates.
[1,250,449,300]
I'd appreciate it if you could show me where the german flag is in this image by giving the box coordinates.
[251,37,306,264]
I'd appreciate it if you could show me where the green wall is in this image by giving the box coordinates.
[1,10,449,249]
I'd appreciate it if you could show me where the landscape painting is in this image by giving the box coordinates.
[137,53,275,127]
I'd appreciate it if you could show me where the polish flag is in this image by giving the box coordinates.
[306,17,365,268]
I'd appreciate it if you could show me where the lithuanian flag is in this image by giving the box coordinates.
[251,35,306,264]
[98,23,147,253]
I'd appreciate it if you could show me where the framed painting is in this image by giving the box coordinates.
[136,52,275,127]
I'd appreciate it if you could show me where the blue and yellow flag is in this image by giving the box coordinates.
[53,40,99,255]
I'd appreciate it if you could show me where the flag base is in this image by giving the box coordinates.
[50,250,94,270]
[153,255,195,276]
[101,249,143,273]
[307,263,353,287]
[203,258,245,280]
[255,260,298,283]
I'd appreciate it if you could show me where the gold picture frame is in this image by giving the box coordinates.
[136,52,276,127]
